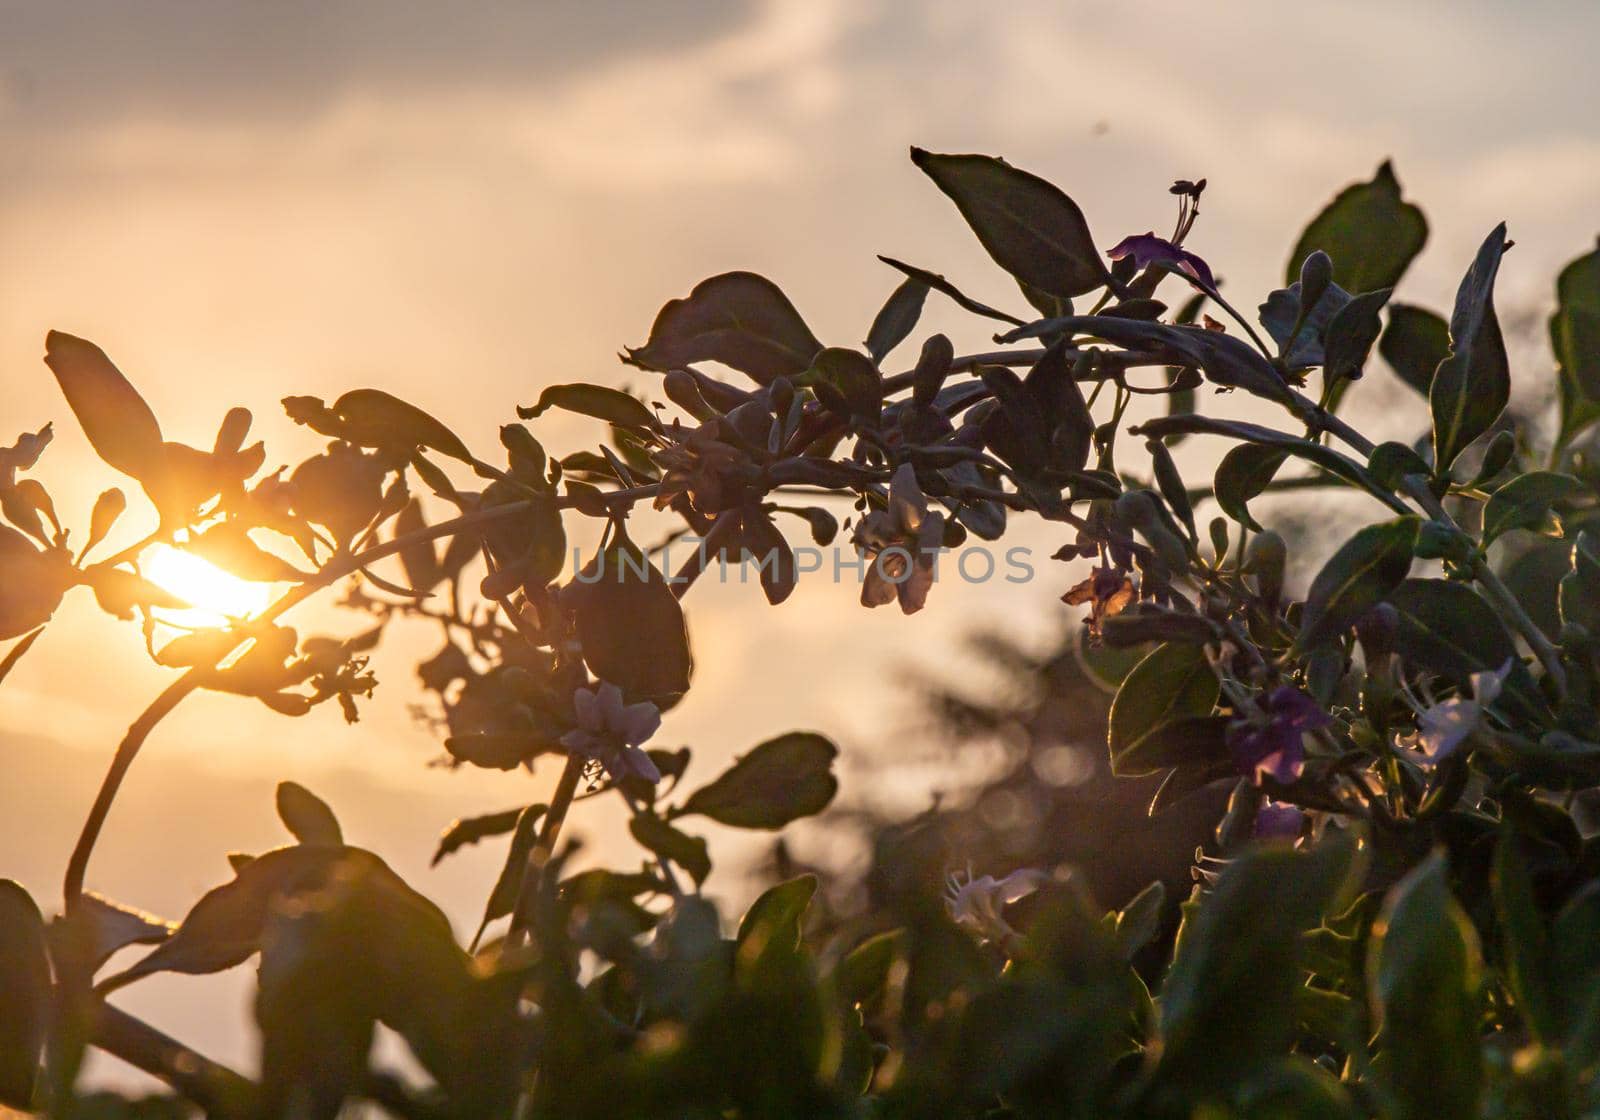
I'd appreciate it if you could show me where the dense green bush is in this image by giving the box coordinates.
[4,144,1600,1118]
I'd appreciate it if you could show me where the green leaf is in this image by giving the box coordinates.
[1112,880,1167,961]
[1298,517,1418,649]
[1368,853,1483,1120]
[1493,822,1560,1045]
[835,929,903,1006]
[737,875,816,948]
[911,148,1111,299]
[1214,444,1289,531]
[1431,225,1511,473]
[865,276,929,364]
[1482,471,1587,544]
[431,807,525,866]
[1366,441,1430,489]
[0,880,50,1109]
[1107,643,1220,777]
[1157,835,1360,1093]
[331,388,473,462]
[629,812,711,885]
[516,383,657,432]
[42,331,166,480]
[1287,161,1428,294]
[1551,240,1600,448]
[805,347,882,423]
[1552,882,1600,1065]
[625,271,823,385]
[1386,577,1516,679]
[1561,529,1600,632]
[676,731,838,829]
[1379,303,1449,398]
[571,536,693,702]
[1113,714,1230,777]
[275,781,343,847]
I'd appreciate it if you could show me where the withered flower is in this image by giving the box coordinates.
[1062,565,1135,639]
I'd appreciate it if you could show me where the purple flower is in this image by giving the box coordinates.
[561,681,663,784]
[1227,686,1329,785]
[1253,800,1305,841]
[1106,232,1218,294]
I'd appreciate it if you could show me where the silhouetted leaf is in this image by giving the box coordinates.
[1287,162,1427,294]
[807,347,882,423]
[1379,303,1448,397]
[877,256,1026,327]
[0,530,71,640]
[432,807,525,866]
[62,893,175,978]
[626,271,822,385]
[0,880,50,1109]
[629,812,711,885]
[186,523,308,582]
[42,331,166,480]
[1298,517,1418,649]
[1108,643,1220,777]
[571,536,692,702]
[476,805,546,939]
[517,383,658,431]
[0,628,44,685]
[1551,241,1600,448]
[912,148,1111,298]
[739,509,797,605]
[331,388,472,462]
[1369,853,1483,1120]
[1214,444,1289,531]
[275,782,343,846]
[676,731,838,829]
[1322,286,1392,382]
[1431,225,1511,473]
[865,277,929,364]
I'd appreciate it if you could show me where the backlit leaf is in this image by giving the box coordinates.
[42,331,166,480]
[1287,162,1427,294]
[1431,225,1511,473]
[625,271,823,385]
[676,731,838,829]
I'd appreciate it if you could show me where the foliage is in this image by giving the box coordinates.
[4,145,1600,1118]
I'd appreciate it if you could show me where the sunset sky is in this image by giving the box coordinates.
[3,0,1599,1082]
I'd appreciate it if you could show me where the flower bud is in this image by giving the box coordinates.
[1298,250,1334,315]
[912,333,954,407]
[1243,530,1287,607]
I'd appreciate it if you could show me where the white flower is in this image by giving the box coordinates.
[853,464,945,614]
[944,866,1048,943]
[1403,658,1512,767]
[561,682,663,783]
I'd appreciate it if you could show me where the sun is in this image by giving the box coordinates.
[142,543,277,628]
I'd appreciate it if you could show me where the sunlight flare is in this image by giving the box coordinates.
[142,543,276,627]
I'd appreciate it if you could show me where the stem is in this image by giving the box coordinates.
[64,676,199,907]
[64,484,665,906]
[1285,388,1569,699]
[90,1003,259,1118]
[504,510,739,943]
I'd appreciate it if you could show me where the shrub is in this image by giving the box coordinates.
[3,145,1600,1118]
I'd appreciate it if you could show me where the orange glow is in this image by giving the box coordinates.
[142,543,276,628]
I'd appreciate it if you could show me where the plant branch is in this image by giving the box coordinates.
[1284,387,1568,698]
